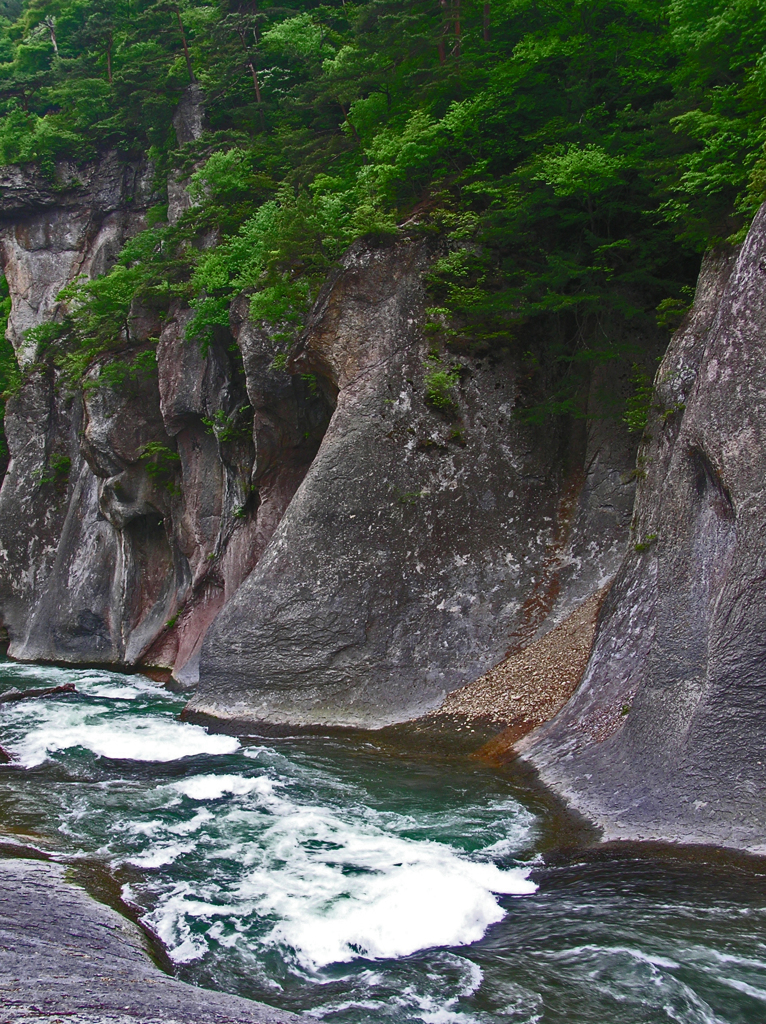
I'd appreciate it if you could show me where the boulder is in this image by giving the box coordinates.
[0,857,297,1023]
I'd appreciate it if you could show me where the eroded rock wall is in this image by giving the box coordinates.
[0,153,328,681]
[188,239,640,729]
[0,142,639,713]
[0,154,156,658]
[519,208,766,852]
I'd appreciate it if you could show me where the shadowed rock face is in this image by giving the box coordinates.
[519,208,766,852]
[189,239,639,729]
[0,155,158,661]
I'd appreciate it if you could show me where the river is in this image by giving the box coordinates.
[1,661,765,1023]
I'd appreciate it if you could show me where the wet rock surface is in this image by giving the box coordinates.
[0,858,297,1023]
[519,209,766,852]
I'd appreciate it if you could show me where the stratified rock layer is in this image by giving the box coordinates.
[190,239,638,729]
[0,857,297,1023]
[520,207,766,852]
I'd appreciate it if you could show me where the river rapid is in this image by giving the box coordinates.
[1,662,765,1024]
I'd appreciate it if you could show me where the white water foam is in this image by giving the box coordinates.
[2,702,239,767]
[143,773,536,970]
[0,669,538,992]
[174,773,278,801]
[0,664,168,700]
[269,852,534,967]
[84,677,170,700]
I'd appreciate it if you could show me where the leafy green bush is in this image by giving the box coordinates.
[201,406,251,442]
[424,366,460,411]
[137,441,180,492]
[624,364,656,435]
[87,350,157,393]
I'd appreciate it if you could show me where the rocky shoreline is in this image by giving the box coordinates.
[0,854,298,1024]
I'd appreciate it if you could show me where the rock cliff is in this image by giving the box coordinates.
[189,238,638,728]
[0,153,330,683]
[519,205,766,852]
[9,137,766,850]
[0,146,639,721]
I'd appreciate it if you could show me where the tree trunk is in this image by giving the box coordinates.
[237,28,265,130]
[338,102,362,147]
[174,6,196,84]
[45,17,58,55]
[437,0,449,64]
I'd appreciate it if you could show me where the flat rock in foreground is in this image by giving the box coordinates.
[0,858,297,1024]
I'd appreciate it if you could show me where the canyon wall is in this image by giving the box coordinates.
[0,145,639,719]
[10,132,766,849]
[190,238,638,729]
[519,207,766,853]
[0,149,330,683]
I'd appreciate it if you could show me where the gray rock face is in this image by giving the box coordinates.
[0,154,160,661]
[0,155,322,681]
[0,857,297,1023]
[0,154,154,365]
[189,239,639,729]
[519,207,766,852]
[0,142,638,712]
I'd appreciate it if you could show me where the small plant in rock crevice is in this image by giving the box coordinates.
[424,365,460,412]
[634,533,658,553]
[624,364,655,435]
[34,453,71,492]
[201,407,252,443]
[137,442,180,493]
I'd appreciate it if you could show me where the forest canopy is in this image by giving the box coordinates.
[1,0,766,421]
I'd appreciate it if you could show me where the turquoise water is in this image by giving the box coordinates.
[1,662,766,1023]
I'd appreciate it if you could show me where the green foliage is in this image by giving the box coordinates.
[424,365,460,411]
[0,274,18,471]
[301,373,318,396]
[137,440,179,491]
[55,265,146,381]
[656,294,693,332]
[2,0,766,424]
[624,364,655,434]
[201,405,251,442]
[34,452,71,491]
[634,533,658,552]
[87,349,157,392]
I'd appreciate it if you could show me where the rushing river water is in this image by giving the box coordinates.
[1,662,766,1023]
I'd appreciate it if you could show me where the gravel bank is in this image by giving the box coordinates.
[434,589,608,758]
